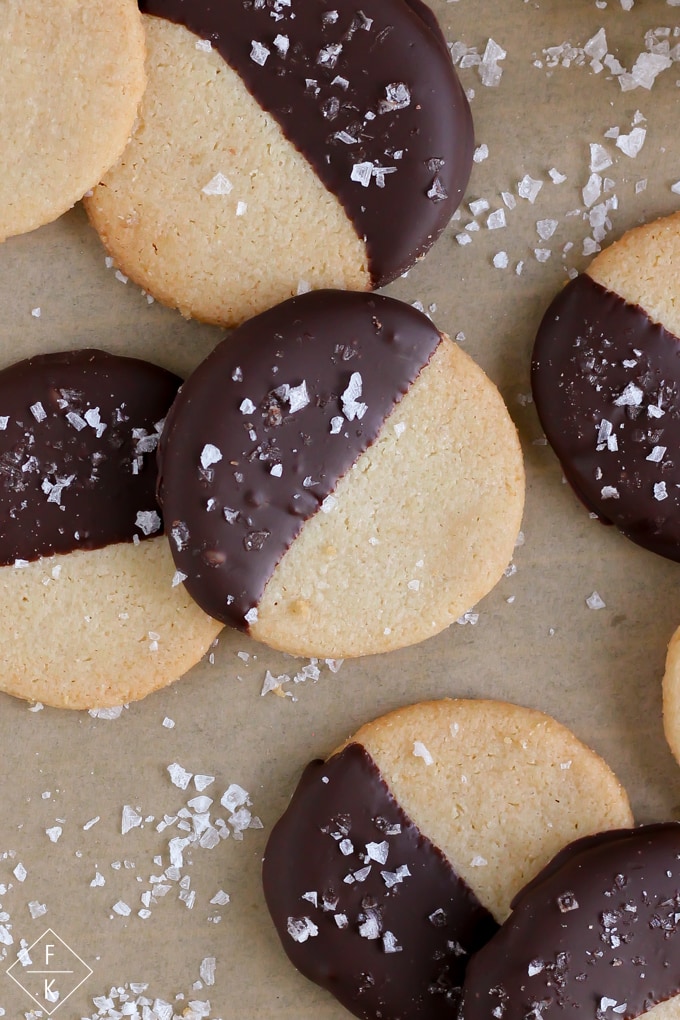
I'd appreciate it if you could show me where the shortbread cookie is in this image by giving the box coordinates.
[262,699,633,1020]
[157,291,524,658]
[460,823,680,1020]
[0,0,145,242]
[662,624,680,766]
[84,0,473,328]
[531,212,680,560]
[0,350,221,709]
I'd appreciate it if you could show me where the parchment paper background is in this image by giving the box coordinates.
[0,1,678,1016]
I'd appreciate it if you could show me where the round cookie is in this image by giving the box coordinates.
[0,0,146,242]
[662,623,680,766]
[460,823,680,1020]
[262,699,633,1020]
[84,0,473,328]
[531,212,680,561]
[0,350,221,709]
[157,290,525,658]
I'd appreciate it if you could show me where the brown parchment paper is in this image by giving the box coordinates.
[0,1,679,1016]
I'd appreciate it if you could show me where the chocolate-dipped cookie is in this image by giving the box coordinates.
[0,350,221,709]
[531,211,680,561]
[460,823,680,1020]
[157,290,524,658]
[84,0,473,328]
[1,0,145,242]
[262,699,633,1020]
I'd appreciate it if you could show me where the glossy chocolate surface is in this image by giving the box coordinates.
[262,743,499,1020]
[139,0,473,286]
[531,274,680,560]
[157,290,442,629]
[461,823,680,1020]
[0,350,180,564]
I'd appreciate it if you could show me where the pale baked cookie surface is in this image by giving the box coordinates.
[531,212,680,560]
[460,823,680,1020]
[1,541,221,710]
[662,624,680,766]
[158,291,525,658]
[0,350,220,709]
[0,0,145,242]
[262,699,632,1020]
[85,1,473,327]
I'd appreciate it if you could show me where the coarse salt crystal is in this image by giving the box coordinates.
[250,40,270,65]
[135,509,161,535]
[586,591,606,610]
[654,481,668,501]
[614,382,644,406]
[487,209,506,230]
[274,33,289,56]
[195,38,212,51]
[493,251,509,269]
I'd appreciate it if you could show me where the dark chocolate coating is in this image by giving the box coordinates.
[156,290,442,628]
[138,0,473,286]
[461,823,680,1020]
[262,743,499,1020]
[531,274,680,560]
[0,350,180,564]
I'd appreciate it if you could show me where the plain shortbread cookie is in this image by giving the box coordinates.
[0,0,146,241]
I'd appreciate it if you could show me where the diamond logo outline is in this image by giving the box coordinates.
[6,926,93,1015]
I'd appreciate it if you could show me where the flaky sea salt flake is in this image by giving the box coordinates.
[582,173,602,207]
[616,127,646,157]
[200,443,222,469]
[413,741,434,766]
[287,916,318,942]
[537,219,558,240]
[586,591,606,610]
[202,172,234,196]
[342,373,368,421]
[590,143,612,172]
[613,382,643,406]
[121,805,143,835]
[167,763,193,790]
[518,175,543,203]
[654,481,668,501]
